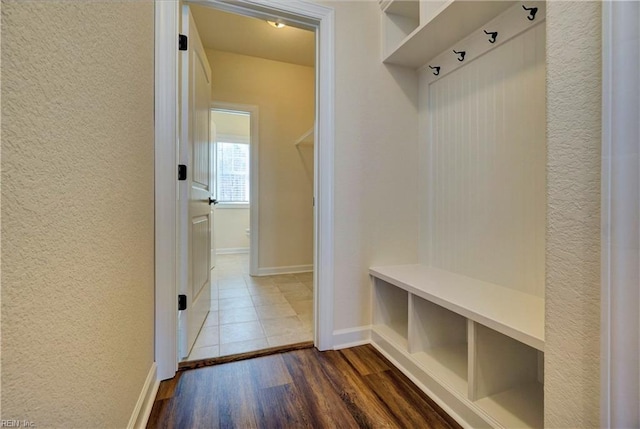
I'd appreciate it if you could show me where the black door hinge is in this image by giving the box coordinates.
[178,294,187,311]
[178,34,188,51]
[178,164,187,181]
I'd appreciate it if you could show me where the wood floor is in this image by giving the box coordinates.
[147,345,461,429]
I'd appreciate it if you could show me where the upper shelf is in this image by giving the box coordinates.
[383,0,515,69]
[382,0,419,19]
[369,264,544,351]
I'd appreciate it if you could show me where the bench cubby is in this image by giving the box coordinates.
[409,296,468,395]
[372,277,409,350]
[370,264,544,428]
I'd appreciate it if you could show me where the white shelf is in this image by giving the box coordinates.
[412,345,467,395]
[383,0,514,69]
[382,0,419,19]
[370,264,544,351]
[294,128,314,146]
[475,382,543,429]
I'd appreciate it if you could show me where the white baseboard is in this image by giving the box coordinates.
[256,264,313,276]
[216,247,249,255]
[332,326,372,350]
[369,340,473,428]
[127,363,160,429]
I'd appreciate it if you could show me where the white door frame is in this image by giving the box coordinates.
[154,0,335,380]
[601,1,640,426]
[210,102,260,276]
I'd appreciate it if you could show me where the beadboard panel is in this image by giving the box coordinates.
[422,24,545,297]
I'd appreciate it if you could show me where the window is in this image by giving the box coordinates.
[216,141,249,204]
[212,109,251,207]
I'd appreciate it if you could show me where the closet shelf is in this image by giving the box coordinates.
[383,0,514,69]
[369,264,544,351]
[294,128,314,146]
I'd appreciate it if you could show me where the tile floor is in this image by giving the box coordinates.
[184,253,314,361]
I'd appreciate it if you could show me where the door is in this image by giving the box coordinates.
[178,5,213,359]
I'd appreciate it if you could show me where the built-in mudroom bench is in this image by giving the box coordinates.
[370,265,543,428]
[373,0,547,427]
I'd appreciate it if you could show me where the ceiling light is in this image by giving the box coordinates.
[267,20,286,29]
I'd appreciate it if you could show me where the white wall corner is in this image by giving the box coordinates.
[332,326,372,350]
[127,363,160,429]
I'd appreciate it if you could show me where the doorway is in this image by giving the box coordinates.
[183,101,314,361]
[154,0,335,380]
[179,8,317,361]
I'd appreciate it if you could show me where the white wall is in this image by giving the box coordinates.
[215,208,250,252]
[206,49,315,270]
[320,1,420,331]
[1,1,155,426]
[545,2,601,426]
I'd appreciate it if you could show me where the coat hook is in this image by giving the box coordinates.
[429,65,440,76]
[453,50,466,62]
[483,30,498,44]
[522,5,538,21]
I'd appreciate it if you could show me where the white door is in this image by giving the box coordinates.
[178,5,212,360]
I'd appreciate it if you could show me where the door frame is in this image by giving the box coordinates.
[154,0,335,380]
[210,102,260,276]
[601,1,640,425]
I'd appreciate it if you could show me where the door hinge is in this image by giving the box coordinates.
[178,164,187,181]
[178,294,187,311]
[178,34,188,51]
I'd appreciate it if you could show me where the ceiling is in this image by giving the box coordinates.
[190,5,316,68]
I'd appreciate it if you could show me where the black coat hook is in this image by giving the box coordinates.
[429,65,440,76]
[483,30,498,44]
[453,50,466,62]
[522,5,538,21]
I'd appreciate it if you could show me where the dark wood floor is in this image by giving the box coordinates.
[147,344,461,429]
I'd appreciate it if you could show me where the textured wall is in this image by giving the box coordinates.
[326,1,419,330]
[0,0,3,419]
[545,2,601,427]
[1,1,155,427]
[206,49,315,270]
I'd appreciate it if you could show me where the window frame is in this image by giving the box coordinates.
[213,131,251,208]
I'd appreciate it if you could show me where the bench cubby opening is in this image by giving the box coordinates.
[372,277,409,349]
[470,323,544,428]
[409,295,468,395]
